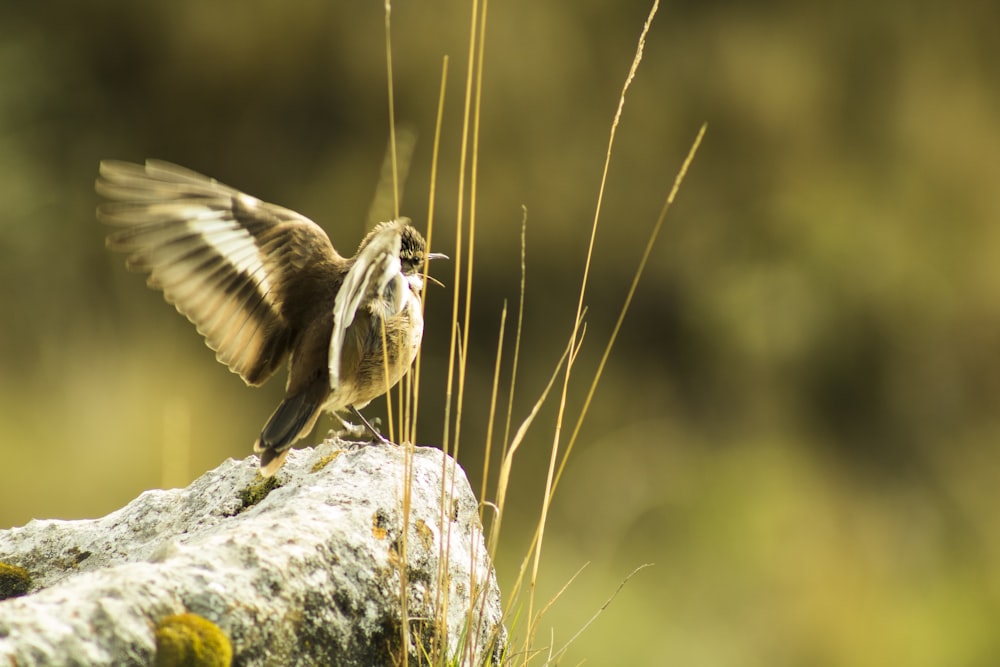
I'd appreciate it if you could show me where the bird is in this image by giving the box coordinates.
[96,159,445,476]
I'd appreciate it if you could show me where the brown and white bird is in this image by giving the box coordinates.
[96,159,445,476]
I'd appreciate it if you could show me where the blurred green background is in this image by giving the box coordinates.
[2,1,999,664]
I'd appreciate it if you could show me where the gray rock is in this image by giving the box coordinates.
[0,441,505,666]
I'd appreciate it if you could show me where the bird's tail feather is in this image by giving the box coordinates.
[254,386,324,476]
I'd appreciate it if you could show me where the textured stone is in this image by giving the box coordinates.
[0,441,505,666]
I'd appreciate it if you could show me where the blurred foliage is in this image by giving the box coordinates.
[1,1,999,665]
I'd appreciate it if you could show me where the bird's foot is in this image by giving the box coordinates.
[351,407,394,446]
[329,423,372,449]
[333,409,394,447]
[330,420,373,442]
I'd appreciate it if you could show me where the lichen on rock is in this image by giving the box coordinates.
[0,562,31,600]
[154,613,232,667]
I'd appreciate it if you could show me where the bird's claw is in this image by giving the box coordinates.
[334,409,394,447]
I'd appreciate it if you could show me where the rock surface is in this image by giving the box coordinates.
[0,441,505,666]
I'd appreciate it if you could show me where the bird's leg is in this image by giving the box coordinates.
[329,410,393,446]
[349,406,394,446]
[328,414,368,443]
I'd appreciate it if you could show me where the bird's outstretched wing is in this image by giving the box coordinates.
[97,159,340,386]
[328,220,406,390]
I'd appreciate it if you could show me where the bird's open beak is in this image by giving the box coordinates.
[424,252,451,287]
[425,253,448,287]
[423,252,447,287]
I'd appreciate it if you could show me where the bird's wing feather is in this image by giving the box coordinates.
[97,159,339,386]
[329,221,404,389]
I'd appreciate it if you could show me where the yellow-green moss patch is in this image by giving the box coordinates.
[310,449,343,473]
[238,474,281,510]
[0,561,31,600]
[154,613,232,667]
